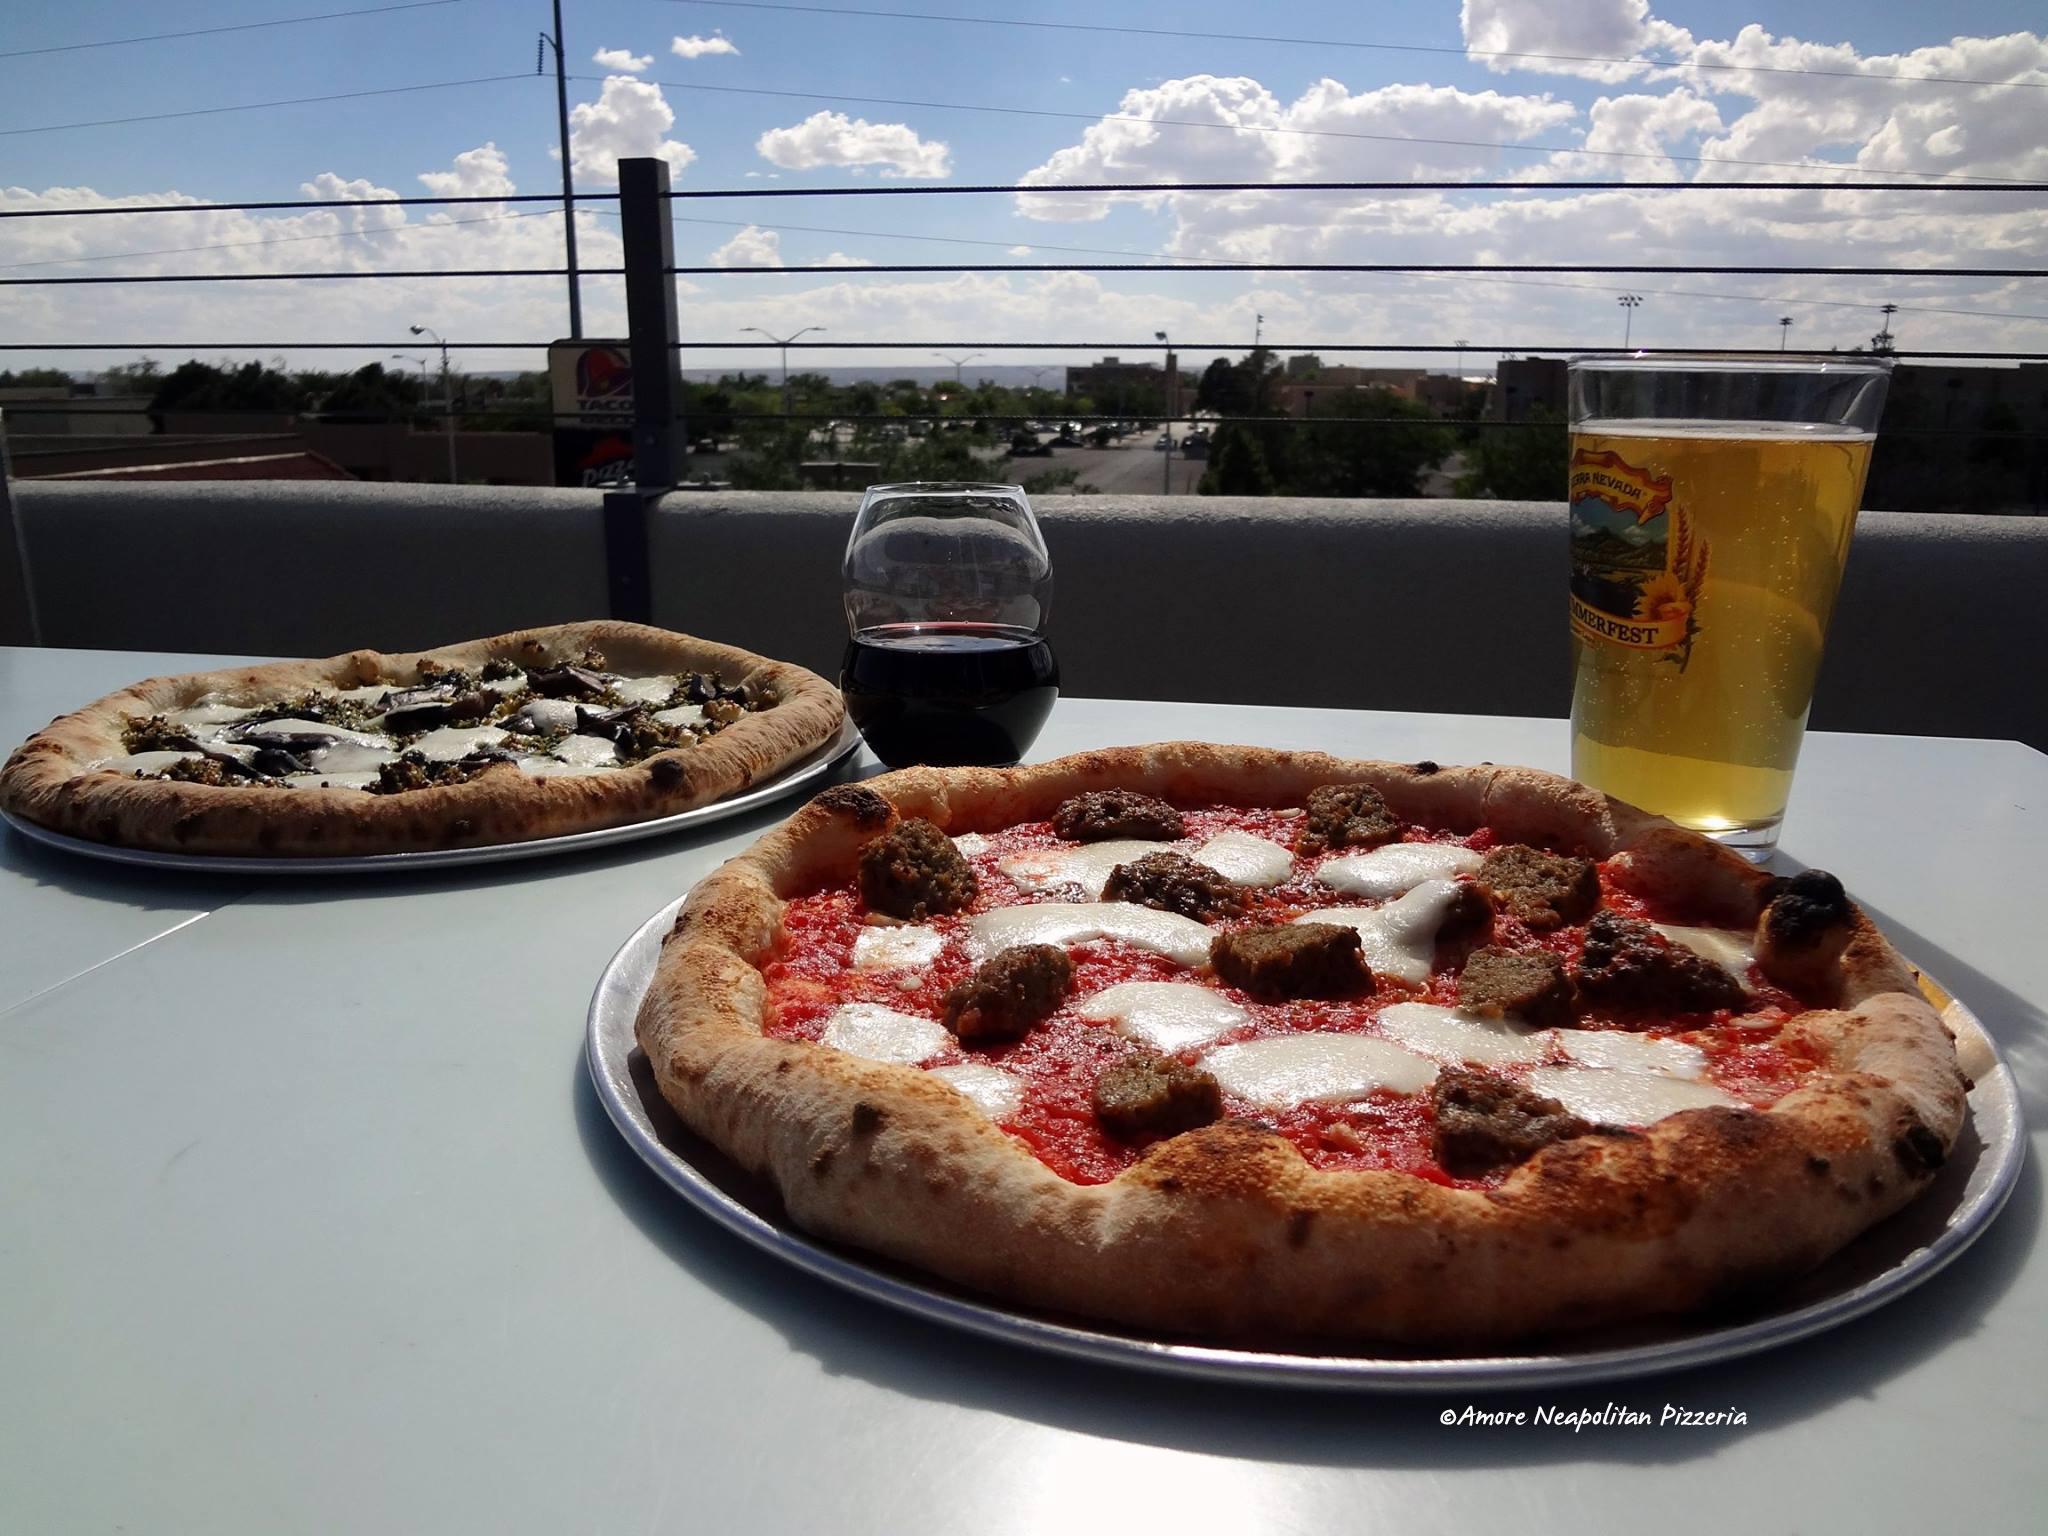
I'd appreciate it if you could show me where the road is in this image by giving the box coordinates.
[1003,434,1207,495]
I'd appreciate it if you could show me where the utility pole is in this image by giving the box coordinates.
[1872,302,1899,354]
[409,323,457,483]
[391,353,429,419]
[1617,294,1643,349]
[539,3,583,337]
[745,326,826,414]
[1779,316,1793,351]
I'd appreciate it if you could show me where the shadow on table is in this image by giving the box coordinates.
[573,1043,2039,1472]
[0,752,881,914]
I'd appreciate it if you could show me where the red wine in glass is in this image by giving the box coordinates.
[841,621,1058,767]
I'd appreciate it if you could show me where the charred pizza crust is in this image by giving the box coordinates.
[635,744,1968,1346]
[0,621,844,857]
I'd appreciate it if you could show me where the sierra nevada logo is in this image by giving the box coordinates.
[1567,448,1707,671]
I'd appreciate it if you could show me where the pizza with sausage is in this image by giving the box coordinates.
[0,621,844,857]
[635,744,1969,1346]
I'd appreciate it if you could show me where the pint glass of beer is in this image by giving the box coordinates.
[1566,357,1890,857]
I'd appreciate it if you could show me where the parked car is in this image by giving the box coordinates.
[1010,433,1054,456]
[1181,428,1212,460]
[1153,433,1173,451]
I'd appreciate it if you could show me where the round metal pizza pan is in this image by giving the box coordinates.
[587,894,2026,1392]
[0,720,863,875]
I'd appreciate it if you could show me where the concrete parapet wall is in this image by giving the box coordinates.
[9,481,2043,749]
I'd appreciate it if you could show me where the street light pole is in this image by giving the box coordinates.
[409,323,457,483]
[391,354,429,420]
[742,325,826,414]
[1155,329,1172,494]
[539,2,583,337]
[1617,294,1643,349]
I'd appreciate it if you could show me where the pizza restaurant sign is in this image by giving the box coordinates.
[548,340,635,489]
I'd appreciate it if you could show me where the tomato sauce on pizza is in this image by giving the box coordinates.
[761,793,1815,1189]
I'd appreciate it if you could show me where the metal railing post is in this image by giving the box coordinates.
[602,156,687,624]
[618,157,686,493]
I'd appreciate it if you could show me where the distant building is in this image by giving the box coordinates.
[1284,353,1323,377]
[1271,368,1429,417]
[1488,357,1569,422]
[1415,375,1486,416]
[1065,355,1198,414]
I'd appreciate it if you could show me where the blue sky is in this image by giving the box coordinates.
[4,1,2044,372]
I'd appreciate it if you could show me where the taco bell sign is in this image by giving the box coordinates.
[548,339,635,488]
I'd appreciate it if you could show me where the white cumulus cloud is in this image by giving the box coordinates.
[710,225,783,267]
[416,143,515,200]
[1461,0,1696,83]
[672,33,740,59]
[756,111,951,178]
[591,48,652,73]
[567,77,697,185]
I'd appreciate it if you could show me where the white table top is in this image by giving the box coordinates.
[3,645,2043,1533]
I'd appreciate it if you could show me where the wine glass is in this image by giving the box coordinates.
[840,482,1058,768]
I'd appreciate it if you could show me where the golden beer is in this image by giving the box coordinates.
[1567,421,1873,845]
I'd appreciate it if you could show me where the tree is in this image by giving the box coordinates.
[1198,424,1277,495]
[0,367,71,389]
[314,362,424,421]
[1195,357,1251,416]
[1454,407,1570,500]
[149,359,307,417]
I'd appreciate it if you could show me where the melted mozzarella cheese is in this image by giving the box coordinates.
[1375,1001,1547,1067]
[653,703,706,729]
[1522,1065,1735,1125]
[479,674,525,696]
[998,839,1169,899]
[307,741,399,774]
[411,726,509,762]
[241,718,385,749]
[926,1063,1024,1119]
[950,832,991,857]
[819,1003,952,1065]
[548,733,619,769]
[1191,830,1293,887]
[504,698,582,735]
[165,700,259,730]
[1075,981,1249,1052]
[1201,1034,1438,1110]
[1546,1029,1708,1079]
[610,676,676,707]
[1299,878,1470,986]
[1317,842,1482,899]
[1653,923,1756,980]
[852,925,944,971]
[967,903,1213,967]
[92,750,203,774]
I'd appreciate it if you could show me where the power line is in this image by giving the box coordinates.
[0,1,480,60]
[0,73,535,137]
[11,200,2041,327]
[5,259,2039,287]
[0,193,617,219]
[0,209,567,271]
[652,211,2048,324]
[667,261,2044,279]
[7,179,2041,219]
[666,2,2048,91]
[604,75,2042,185]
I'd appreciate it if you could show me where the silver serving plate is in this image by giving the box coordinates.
[587,895,2025,1391]
[1,720,862,875]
